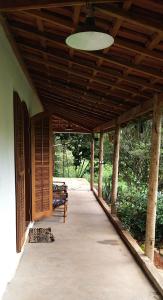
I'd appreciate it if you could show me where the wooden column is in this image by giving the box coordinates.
[98,132,104,199]
[90,134,94,191]
[53,134,55,177]
[111,126,120,214]
[145,96,162,261]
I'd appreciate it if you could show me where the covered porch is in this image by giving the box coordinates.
[2,179,160,300]
[0,1,163,299]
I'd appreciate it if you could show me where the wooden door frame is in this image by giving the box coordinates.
[13,92,25,252]
[22,101,32,226]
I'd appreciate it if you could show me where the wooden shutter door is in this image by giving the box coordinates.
[14,92,25,253]
[31,115,53,220]
[22,102,31,226]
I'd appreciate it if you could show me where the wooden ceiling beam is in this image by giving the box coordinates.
[43,97,110,122]
[23,10,73,31]
[11,24,163,80]
[86,0,131,93]
[0,1,118,12]
[30,68,115,106]
[38,90,114,120]
[85,51,163,81]
[38,90,121,117]
[24,54,145,104]
[97,6,163,34]
[43,101,101,130]
[19,42,162,93]
[33,77,128,112]
[22,10,163,63]
[51,111,93,132]
[30,69,114,102]
[24,53,154,105]
[94,94,163,132]
[116,38,163,63]
[31,72,135,110]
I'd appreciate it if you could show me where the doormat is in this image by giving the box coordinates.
[28,227,55,243]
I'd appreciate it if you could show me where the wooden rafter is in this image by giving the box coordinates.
[0,1,122,12]
[44,102,99,130]
[97,6,163,34]
[18,42,162,94]
[22,10,163,63]
[19,42,163,94]
[94,94,163,132]
[33,78,129,112]
[3,1,163,130]
[86,0,132,92]
[10,23,163,81]
[24,54,150,104]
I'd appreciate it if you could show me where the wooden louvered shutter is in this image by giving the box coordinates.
[14,92,25,253]
[31,115,53,220]
[22,102,31,225]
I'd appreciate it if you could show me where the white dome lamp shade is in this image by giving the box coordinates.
[66,5,114,51]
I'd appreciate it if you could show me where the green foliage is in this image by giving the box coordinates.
[54,133,91,178]
[66,134,90,172]
[54,121,163,248]
[117,190,163,247]
[119,121,152,188]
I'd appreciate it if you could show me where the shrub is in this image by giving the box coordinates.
[117,190,163,247]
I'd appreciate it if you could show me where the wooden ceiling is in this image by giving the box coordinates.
[1,0,163,132]
[52,115,91,132]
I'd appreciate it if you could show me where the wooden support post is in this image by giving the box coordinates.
[145,96,162,261]
[53,134,55,177]
[111,126,120,215]
[90,133,94,191]
[98,132,104,199]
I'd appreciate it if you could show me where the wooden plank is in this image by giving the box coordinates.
[0,1,120,11]
[145,95,162,261]
[94,95,163,132]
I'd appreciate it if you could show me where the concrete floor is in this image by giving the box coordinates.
[3,179,161,300]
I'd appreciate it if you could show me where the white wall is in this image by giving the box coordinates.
[0,23,43,299]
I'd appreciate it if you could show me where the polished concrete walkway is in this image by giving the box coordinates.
[3,179,160,300]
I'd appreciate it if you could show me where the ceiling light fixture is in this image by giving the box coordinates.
[66,4,114,51]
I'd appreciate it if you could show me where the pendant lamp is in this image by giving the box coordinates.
[66,4,114,51]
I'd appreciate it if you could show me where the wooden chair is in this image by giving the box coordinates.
[53,181,68,223]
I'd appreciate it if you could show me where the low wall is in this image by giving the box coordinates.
[154,250,163,269]
[92,188,163,298]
